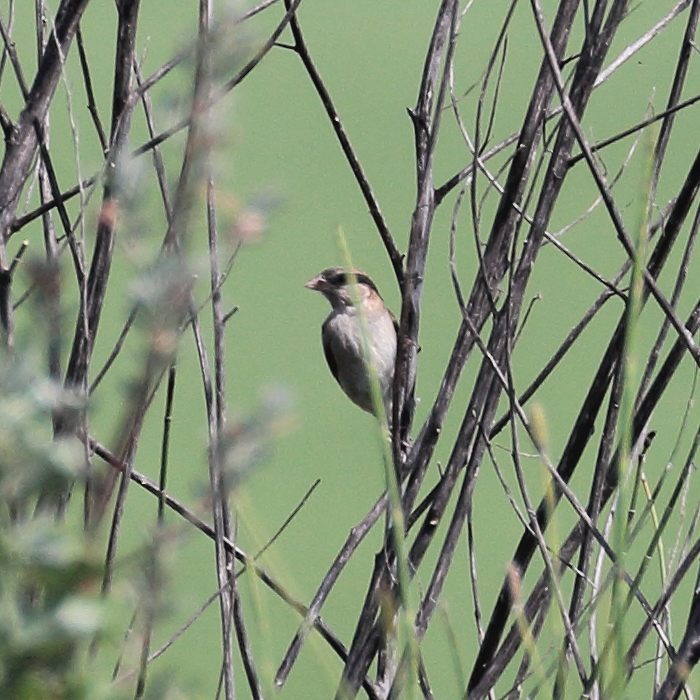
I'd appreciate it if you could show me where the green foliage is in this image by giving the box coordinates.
[0,353,104,700]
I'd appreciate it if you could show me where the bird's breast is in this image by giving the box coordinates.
[322,308,396,414]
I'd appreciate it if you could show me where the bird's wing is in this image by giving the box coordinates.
[321,320,340,385]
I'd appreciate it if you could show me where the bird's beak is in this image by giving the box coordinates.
[304,274,325,291]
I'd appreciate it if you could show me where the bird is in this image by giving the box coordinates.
[305,267,397,422]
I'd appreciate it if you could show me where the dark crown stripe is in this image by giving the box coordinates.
[327,269,381,297]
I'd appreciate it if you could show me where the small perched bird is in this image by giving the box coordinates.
[305,267,397,421]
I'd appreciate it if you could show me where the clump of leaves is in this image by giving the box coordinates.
[0,353,105,700]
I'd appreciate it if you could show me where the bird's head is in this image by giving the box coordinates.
[304,267,381,310]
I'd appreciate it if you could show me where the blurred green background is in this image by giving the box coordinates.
[5,0,700,697]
